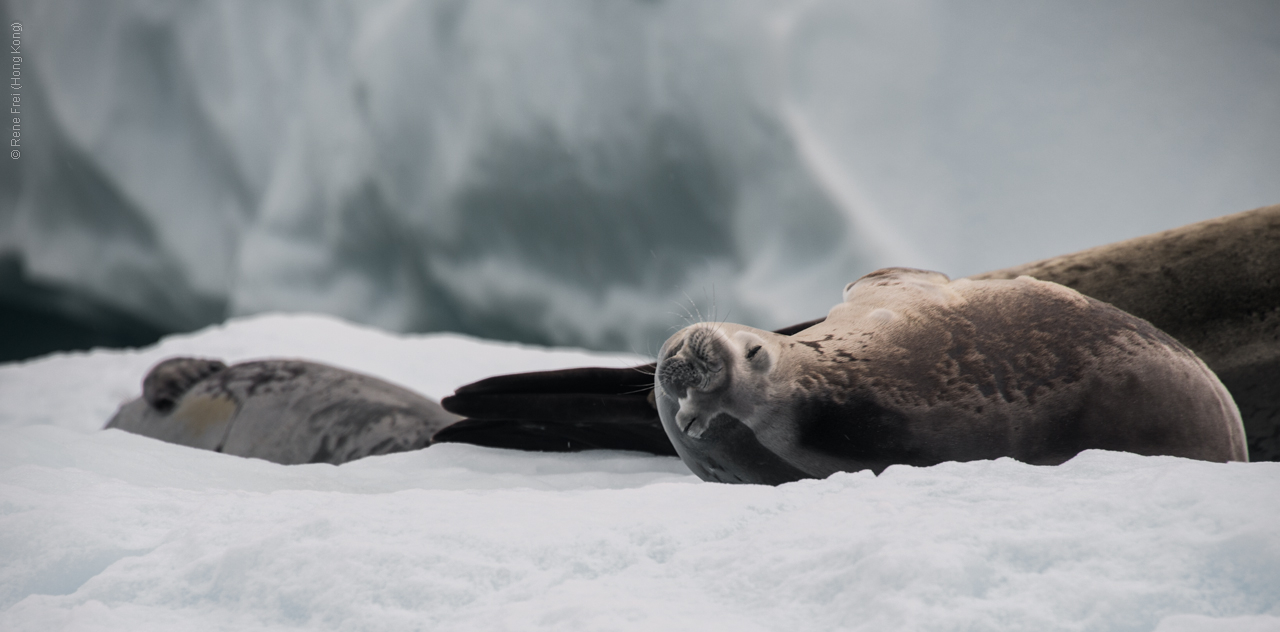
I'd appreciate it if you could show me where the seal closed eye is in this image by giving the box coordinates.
[653,268,1247,484]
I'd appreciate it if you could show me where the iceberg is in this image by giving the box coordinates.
[3,0,1279,358]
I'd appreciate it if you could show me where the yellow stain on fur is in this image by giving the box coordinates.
[172,394,238,435]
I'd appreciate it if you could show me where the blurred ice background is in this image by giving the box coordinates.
[2,0,1279,360]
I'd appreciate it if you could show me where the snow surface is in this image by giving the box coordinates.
[4,0,1280,352]
[1,314,1278,631]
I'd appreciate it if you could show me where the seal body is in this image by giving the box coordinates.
[107,358,462,465]
[654,268,1247,484]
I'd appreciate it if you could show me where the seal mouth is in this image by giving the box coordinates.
[677,409,722,439]
[656,325,742,439]
[659,355,719,438]
[675,407,701,434]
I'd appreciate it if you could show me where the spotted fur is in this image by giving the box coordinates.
[655,268,1247,484]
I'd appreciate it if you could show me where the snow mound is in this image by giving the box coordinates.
[2,314,1278,631]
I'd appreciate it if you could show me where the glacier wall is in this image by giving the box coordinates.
[3,0,1279,357]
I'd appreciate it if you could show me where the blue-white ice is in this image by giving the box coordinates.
[3,1,1280,352]
[1,315,1278,631]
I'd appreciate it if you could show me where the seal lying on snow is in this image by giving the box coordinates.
[107,358,461,465]
[104,205,1277,468]
[972,203,1280,463]
[438,203,1280,465]
[649,268,1245,484]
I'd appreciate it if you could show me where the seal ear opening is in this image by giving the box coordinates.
[142,357,228,414]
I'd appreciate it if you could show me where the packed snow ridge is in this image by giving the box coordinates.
[1,314,1278,631]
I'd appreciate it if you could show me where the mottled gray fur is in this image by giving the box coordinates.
[108,359,461,465]
[656,269,1247,484]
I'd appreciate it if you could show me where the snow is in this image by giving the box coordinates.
[5,1,1280,353]
[2,314,1278,631]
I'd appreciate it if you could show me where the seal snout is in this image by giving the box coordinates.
[657,326,729,401]
[656,356,700,400]
[655,323,782,439]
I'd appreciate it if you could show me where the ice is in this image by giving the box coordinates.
[3,0,1279,354]
[2,315,1278,631]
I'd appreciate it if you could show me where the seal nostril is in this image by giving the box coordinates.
[658,357,698,398]
[663,338,685,360]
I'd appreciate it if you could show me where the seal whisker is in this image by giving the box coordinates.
[629,365,657,377]
[681,290,704,325]
[664,309,696,325]
[703,285,716,324]
[668,297,699,327]
[713,308,733,337]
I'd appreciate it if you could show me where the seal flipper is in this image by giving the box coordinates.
[431,416,677,455]
[437,366,677,455]
[142,357,228,413]
[770,317,825,336]
[436,320,826,456]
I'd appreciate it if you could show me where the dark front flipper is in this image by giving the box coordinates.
[437,366,677,455]
[432,416,677,455]
[771,317,825,336]
[436,320,829,457]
